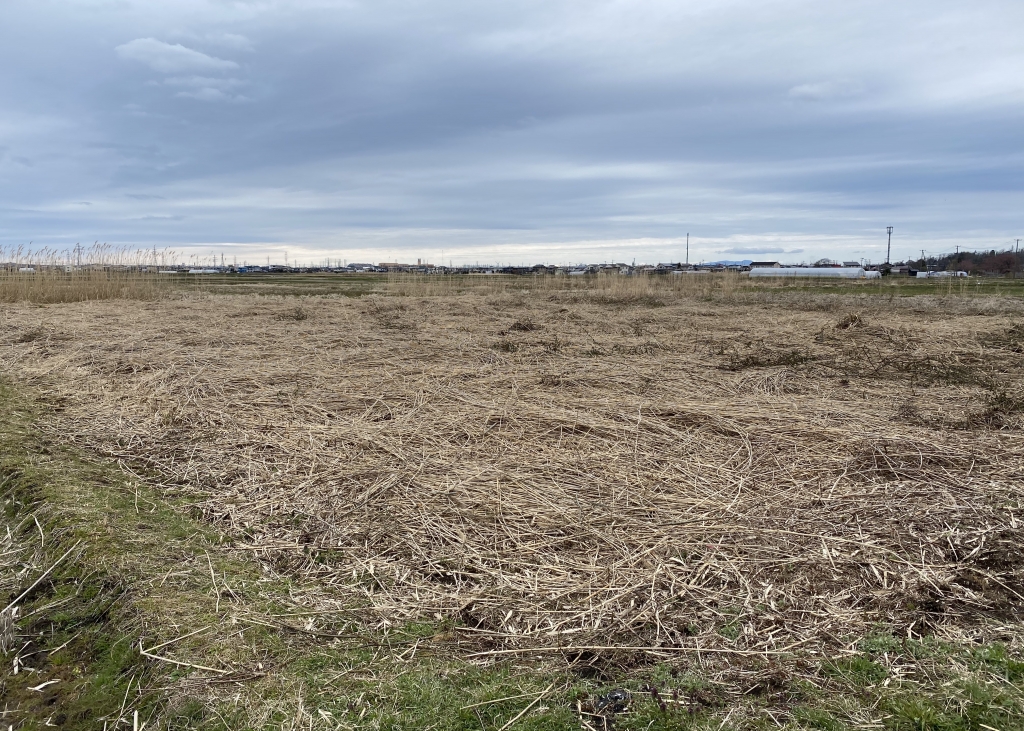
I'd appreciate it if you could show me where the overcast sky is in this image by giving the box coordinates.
[1,0,1022,265]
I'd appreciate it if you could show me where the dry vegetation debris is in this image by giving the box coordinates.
[1,284,1022,673]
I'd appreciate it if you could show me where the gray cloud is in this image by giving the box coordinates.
[0,0,1021,264]
[115,38,239,74]
[721,247,785,255]
[202,33,254,52]
[164,76,248,102]
[163,76,246,89]
[175,88,235,101]
[720,247,806,255]
[788,80,864,101]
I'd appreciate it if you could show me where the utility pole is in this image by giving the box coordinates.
[886,226,893,265]
[921,249,926,269]
[685,233,689,266]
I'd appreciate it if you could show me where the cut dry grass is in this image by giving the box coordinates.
[1,279,1023,728]
[2,285,1021,675]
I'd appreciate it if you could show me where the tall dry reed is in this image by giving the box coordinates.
[0,244,182,303]
[381,270,900,303]
[383,271,749,300]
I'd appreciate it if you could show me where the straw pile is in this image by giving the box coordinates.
[2,286,1022,666]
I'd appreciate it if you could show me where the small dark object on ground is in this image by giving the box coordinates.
[595,688,631,715]
[508,319,539,332]
[494,338,519,353]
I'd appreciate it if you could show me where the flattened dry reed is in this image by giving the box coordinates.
[2,289,1022,663]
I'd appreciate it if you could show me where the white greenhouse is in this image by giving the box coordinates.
[748,267,880,279]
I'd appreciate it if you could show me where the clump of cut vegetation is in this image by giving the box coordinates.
[835,312,863,329]
[364,296,414,330]
[980,321,1024,353]
[506,317,539,332]
[275,304,310,321]
[846,437,982,482]
[13,324,73,344]
[539,373,591,388]
[493,337,520,352]
[542,335,563,353]
[721,343,813,370]
[966,388,1024,429]
[627,317,653,336]
[613,341,661,356]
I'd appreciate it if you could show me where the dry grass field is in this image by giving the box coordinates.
[1,274,1023,730]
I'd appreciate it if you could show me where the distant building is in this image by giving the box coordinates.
[749,261,780,268]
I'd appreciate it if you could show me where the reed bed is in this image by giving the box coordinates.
[0,269,180,304]
[1,287,1022,671]
[385,271,781,301]
[383,270,1001,313]
[0,244,185,303]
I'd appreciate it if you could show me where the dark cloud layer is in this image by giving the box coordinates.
[1,0,1022,264]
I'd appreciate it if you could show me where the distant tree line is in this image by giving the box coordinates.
[908,247,1024,274]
